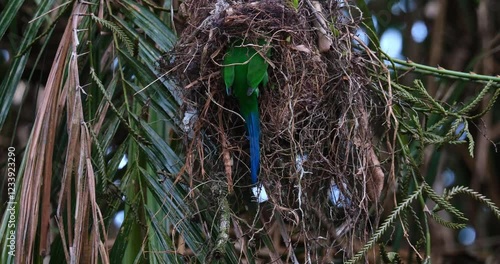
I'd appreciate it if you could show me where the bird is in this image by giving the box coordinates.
[223,39,269,185]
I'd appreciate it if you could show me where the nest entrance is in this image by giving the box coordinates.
[164,0,389,259]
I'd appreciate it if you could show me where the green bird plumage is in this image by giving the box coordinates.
[223,40,269,184]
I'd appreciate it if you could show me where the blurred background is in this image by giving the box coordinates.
[365,0,500,262]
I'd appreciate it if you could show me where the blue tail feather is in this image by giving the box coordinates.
[244,111,260,184]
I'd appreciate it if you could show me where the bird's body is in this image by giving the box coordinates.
[223,40,269,184]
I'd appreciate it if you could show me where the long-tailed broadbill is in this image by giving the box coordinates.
[223,40,269,185]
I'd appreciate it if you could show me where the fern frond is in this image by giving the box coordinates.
[464,121,475,157]
[442,118,462,140]
[423,182,468,222]
[380,244,403,264]
[88,123,108,192]
[409,206,425,248]
[428,212,467,229]
[457,81,493,115]
[467,84,500,119]
[446,186,500,220]
[90,14,135,55]
[426,115,450,133]
[90,68,151,145]
[413,80,448,115]
[347,186,424,264]
[395,89,429,110]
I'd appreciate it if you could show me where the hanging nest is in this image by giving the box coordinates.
[162,0,390,259]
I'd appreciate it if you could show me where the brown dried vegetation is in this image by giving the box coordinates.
[163,0,391,259]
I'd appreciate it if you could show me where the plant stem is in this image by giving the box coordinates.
[387,57,500,84]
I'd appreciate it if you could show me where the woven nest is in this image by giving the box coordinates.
[163,0,389,257]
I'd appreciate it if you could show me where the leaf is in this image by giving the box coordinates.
[0,0,56,131]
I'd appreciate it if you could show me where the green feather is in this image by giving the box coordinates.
[222,39,270,184]
[223,40,269,97]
